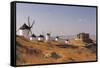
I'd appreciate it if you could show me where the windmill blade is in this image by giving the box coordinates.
[31,20,35,28]
[28,16,30,27]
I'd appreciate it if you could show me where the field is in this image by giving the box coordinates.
[16,35,96,65]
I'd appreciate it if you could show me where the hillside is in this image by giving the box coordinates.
[16,35,96,65]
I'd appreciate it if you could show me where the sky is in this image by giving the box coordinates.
[16,3,96,36]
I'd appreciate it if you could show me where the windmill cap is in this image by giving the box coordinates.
[20,23,30,30]
[31,34,36,37]
[38,35,44,37]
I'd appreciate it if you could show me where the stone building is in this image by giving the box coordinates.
[76,33,93,43]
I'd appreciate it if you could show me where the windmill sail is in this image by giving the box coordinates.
[28,16,30,27]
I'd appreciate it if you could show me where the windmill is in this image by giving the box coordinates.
[55,36,59,41]
[38,34,45,41]
[30,33,36,40]
[17,16,35,38]
[45,32,51,41]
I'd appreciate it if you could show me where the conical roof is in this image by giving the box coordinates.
[56,36,59,38]
[47,33,50,36]
[38,35,44,38]
[20,23,30,30]
[31,34,36,37]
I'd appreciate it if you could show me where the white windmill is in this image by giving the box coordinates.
[38,34,45,41]
[45,33,51,42]
[17,16,35,38]
[30,33,36,40]
[55,36,59,41]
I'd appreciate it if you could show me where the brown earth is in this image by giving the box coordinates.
[16,36,97,65]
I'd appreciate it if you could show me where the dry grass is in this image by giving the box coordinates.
[16,36,96,65]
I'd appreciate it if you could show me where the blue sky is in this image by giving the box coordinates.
[16,3,96,36]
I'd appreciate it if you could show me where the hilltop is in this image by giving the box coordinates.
[16,35,96,65]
